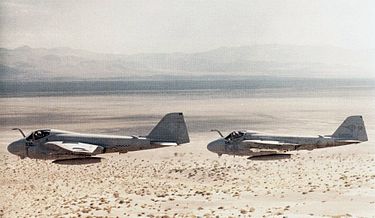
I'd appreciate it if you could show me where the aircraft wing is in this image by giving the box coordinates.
[241,140,298,150]
[335,139,362,144]
[151,142,178,146]
[47,141,104,154]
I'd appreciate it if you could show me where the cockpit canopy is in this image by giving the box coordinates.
[225,131,245,140]
[26,129,51,141]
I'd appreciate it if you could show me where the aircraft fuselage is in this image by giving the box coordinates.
[8,130,169,160]
[207,132,360,157]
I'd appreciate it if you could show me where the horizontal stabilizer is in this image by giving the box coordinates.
[48,141,104,154]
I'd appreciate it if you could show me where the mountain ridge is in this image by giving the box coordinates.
[1,45,374,81]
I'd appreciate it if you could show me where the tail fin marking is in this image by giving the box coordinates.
[332,115,368,141]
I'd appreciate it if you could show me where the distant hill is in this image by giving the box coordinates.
[0,45,374,81]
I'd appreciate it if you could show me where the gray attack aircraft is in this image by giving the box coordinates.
[8,113,189,164]
[208,115,368,160]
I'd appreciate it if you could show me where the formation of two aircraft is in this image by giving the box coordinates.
[8,113,368,163]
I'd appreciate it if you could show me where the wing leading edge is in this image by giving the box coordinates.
[242,140,298,150]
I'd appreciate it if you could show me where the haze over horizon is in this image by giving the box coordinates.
[1,0,374,54]
[1,0,374,80]
[3,43,374,56]
[1,44,374,80]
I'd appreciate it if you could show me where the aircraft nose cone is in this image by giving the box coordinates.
[207,139,225,153]
[207,141,215,152]
[7,139,26,158]
[7,141,17,154]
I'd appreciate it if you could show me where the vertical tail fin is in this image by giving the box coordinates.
[148,113,190,145]
[332,115,368,141]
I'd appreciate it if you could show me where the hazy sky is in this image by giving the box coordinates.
[1,0,374,54]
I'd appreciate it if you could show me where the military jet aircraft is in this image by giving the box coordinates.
[8,113,189,163]
[208,116,368,160]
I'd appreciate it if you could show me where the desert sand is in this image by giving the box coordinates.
[1,89,375,217]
